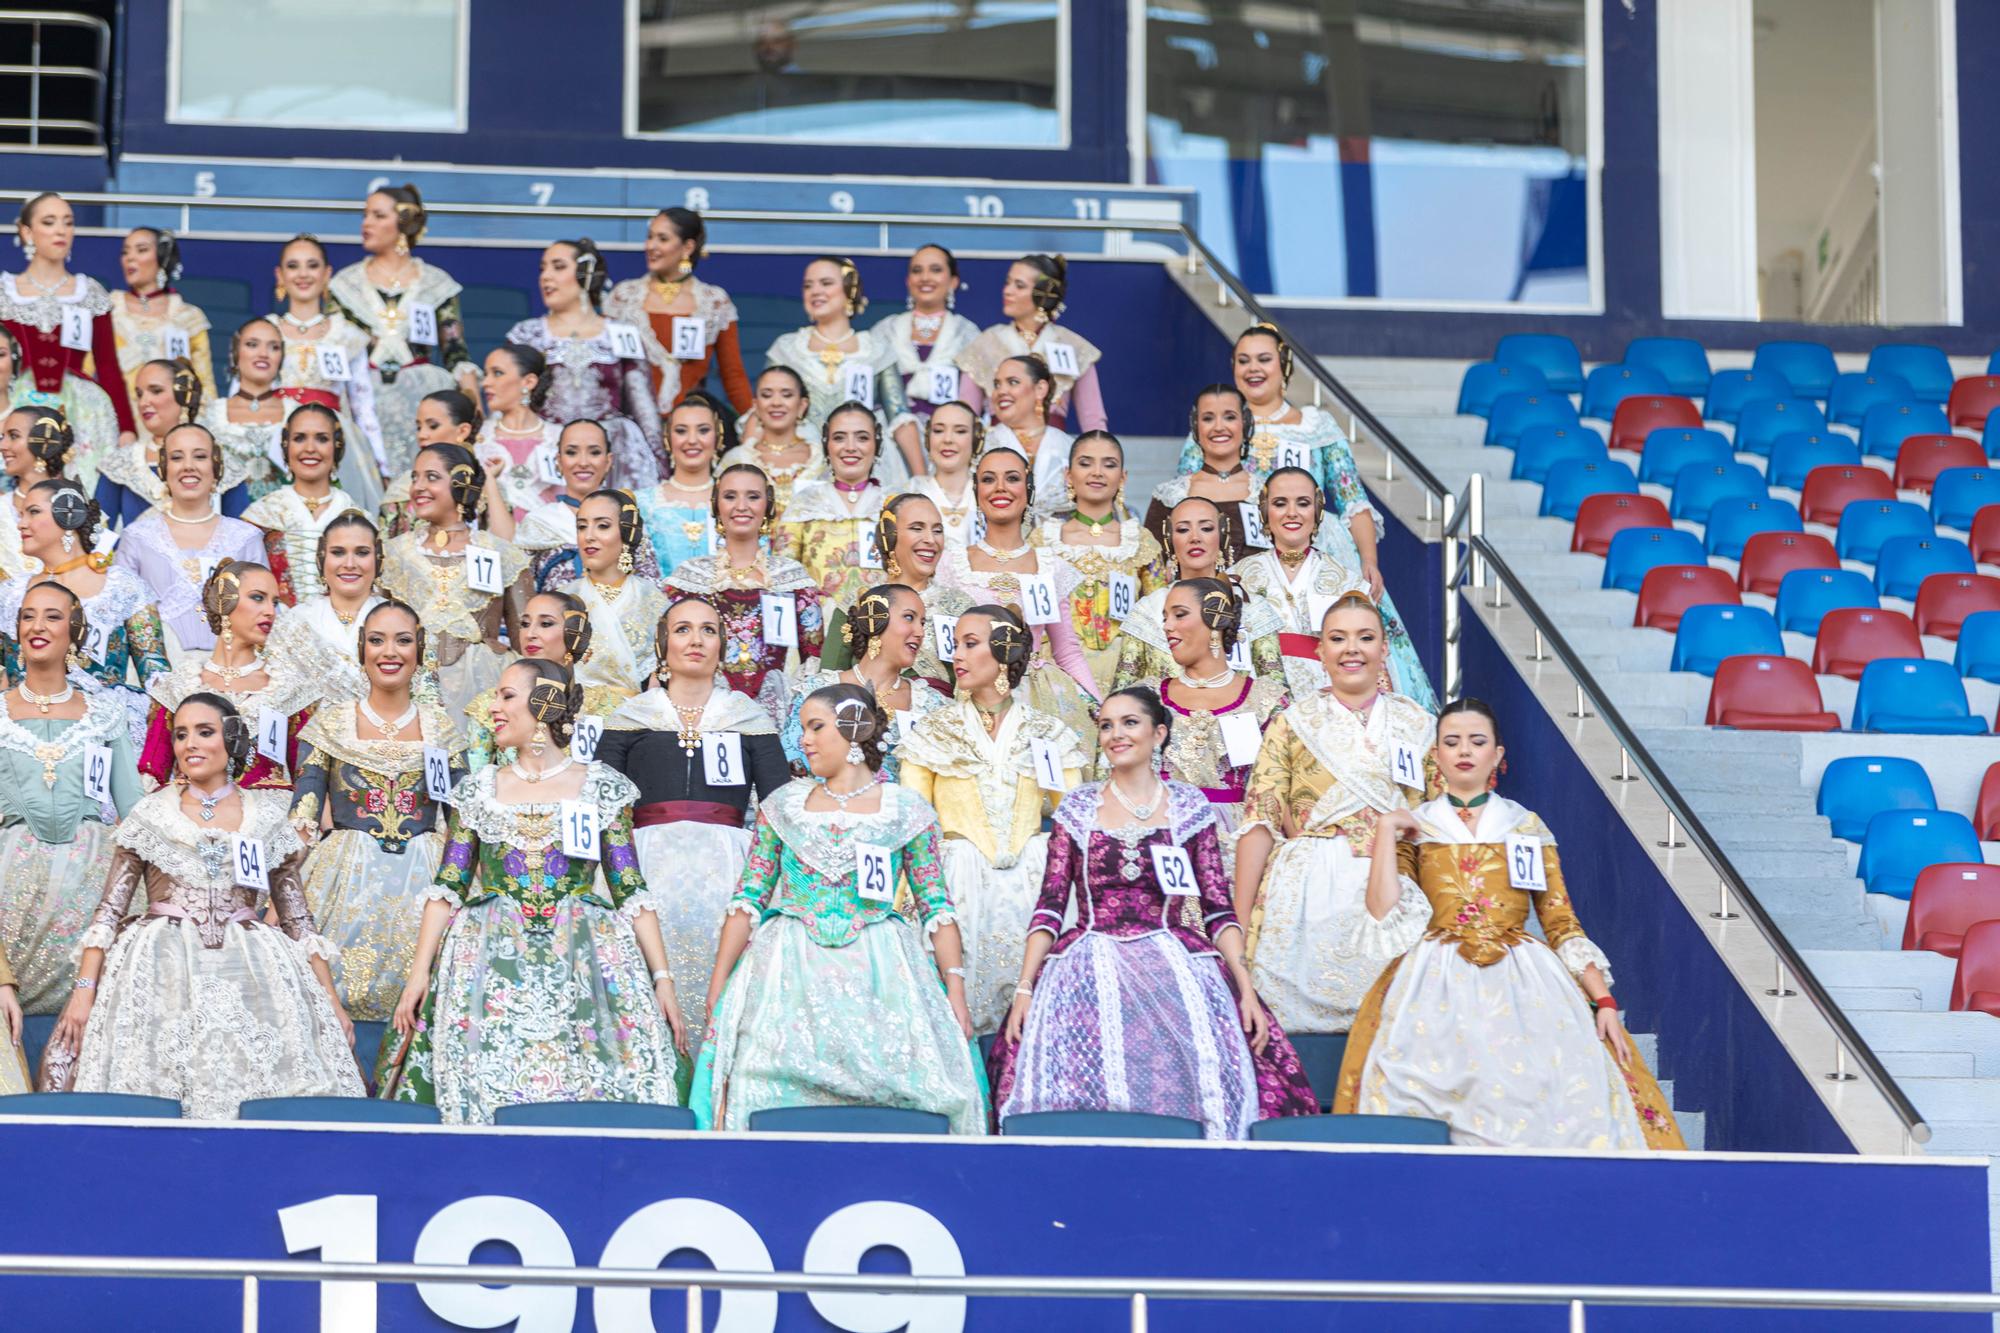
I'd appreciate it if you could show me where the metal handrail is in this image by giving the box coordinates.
[0,10,109,148]
[4,1252,1999,1331]
[1435,481,1929,1148]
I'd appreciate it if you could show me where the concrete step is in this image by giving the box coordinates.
[1851,1012,2000,1077]
[1901,1077,2000,1125]
[1803,950,1961,1011]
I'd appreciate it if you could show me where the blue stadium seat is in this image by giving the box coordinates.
[1671,605,1784,676]
[1602,527,1707,591]
[1705,497,1803,559]
[458,283,535,356]
[1836,500,1934,563]
[176,276,254,387]
[1985,416,2000,461]
[1636,427,1731,486]
[1486,391,1581,448]
[1582,364,1672,422]
[1829,371,1917,429]
[1859,400,1954,460]
[1495,333,1584,394]
[1735,398,1829,458]
[1001,1110,1205,1140]
[1853,659,1990,735]
[1932,468,2000,531]
[1956,611,2000,682]
[1671,462,1767,523]
[1776,568,1879,635]
[1753,341,1839,400]
[1540,458,1637,519]
[1874,535,1976,601]
[1457,362,1548,417]
[1705,369,1791,424]
[748,1106,952,1135]
[1287,1033,1348,1111]
[492,1101,698,1130]
[1769,431,1863,491]
[21,1014,51,1075]
[350,1021,385,1084]
[0,1091,182,1119]
[237,1097,441,1124]
[1624,337,1712,397]
[1817,756,1938,842]
[1858,809,1985,898]
[1868,344,1956,404]
[1510,424,1606,484]
[1247,1114,1452,1146]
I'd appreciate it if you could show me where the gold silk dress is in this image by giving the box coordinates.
[379,526,531,720]
[1335,795,1683,1150]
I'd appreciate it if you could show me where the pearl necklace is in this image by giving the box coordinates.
[510,754,574,784]
[1107,774,1165,821]
[281,310,328,332]
[1175,666,1235,691]
[205,651,263,685]
[358,699,418,734]
[17,680,73,714]
[163,506,217,526]
[973,538,1032,563]
[671,699,705,756]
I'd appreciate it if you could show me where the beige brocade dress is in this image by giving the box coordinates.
[379,527,533,720]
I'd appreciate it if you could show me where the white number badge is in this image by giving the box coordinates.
[933,614,959,662]
[1239,501,1271,549]
[464,547,502,594]
[256,708,287,765]
[81,743,113,805]
[404,302,439,346]
[855,842,894,903]
[1389,741,1425,791]
[670,316,706,361]
[59,305,91,352]
[702,732,744,786]
[78,618,107,665]
[559,800,600,861]
[422,745,453,801]
[841,365,875,408]
[1218,713,1264,769]
[1107,572,1137,622]
[164,328,191,361]
[1028,737,1068,793]
[1018,572,1059,626]
[1150,844,1197,897]
[926,365,960,404]
[1042,340,1080,378]
[569,715,604,764]
[1505,834,1548,892]
[314,343,352,381]
[759,592,798,648]
[233,835,269,892]
[604,321,646,362]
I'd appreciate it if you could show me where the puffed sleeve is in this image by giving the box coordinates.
[1187,821,1239,940]
[1027,821,1078,940]
[601,804,654,915]
[1135,529,1170,595]
[76,843,145,955]
[901,822,955,934]
[1319,425,1383,540]
[268,848,339,961]
[620,354,664,460]
[728,807,783,921]
[1347,835,1431,961]
[1531,842,1613,984]
[901,760,937,808]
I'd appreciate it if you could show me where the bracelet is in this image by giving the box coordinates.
[1593,994,1617,1011]
[651,969,672,986]
[942,966,966,978]
[73,977,95,991]
[1013,985,1033,999]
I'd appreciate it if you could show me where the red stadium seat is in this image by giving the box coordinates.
[1893,434,1986,492]
[1634,564,1740,631]
[1609,395,1702,454]
[1901,864,2000,957]
[1979,762,2000,840]
[1948,377,2000,431]
[1570,493,1670,555]
[1800,464,1896,526]
[1812,608,1923,679]
[1737,531,1840,596]
[1914,573,2000,640]
[1949,919,2000,1014]
[1705,655,1841,731]
[1973,505,2000,565]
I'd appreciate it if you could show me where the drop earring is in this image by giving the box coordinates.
[19,238,33,261]
[60,531,73,554]
[1209,629,1222,660]
[530,723,549,758]
[845,740,864,766]
[866,635,884,662]
[394,234,411,257]
[618,548,634,574]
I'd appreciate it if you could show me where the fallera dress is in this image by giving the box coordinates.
[378,527,532,720]
[0,567,169,745]
[110,510,268,661]
[1036,514,1169,697]
[663,551,825,724]
[1230,545,1436,710]
[815,577,970,697]
[779,668,949,783]
[0,272,132,492]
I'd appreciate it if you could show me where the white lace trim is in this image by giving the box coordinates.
[416,884,459,910]
[75,921,117,957]
[294,931,340,964]
[616,887,666,923]
[923,910,960,939]
[1557,935,1614,986]
[1346,875,1430,960]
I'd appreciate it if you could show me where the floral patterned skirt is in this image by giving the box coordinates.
[690,915,986,1133]
[0,820,121,1013]
[391,895,681,1124]
[302,828,443,1023]
[630,820,751,1047]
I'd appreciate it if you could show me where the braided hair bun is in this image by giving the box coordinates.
[178,691,256,778]
[511,658,585,747]
[808,682,888,772]
[199,559,265,635]
[25,408,74,475]
[962,602,1031,689]
[1174,576,1243,654]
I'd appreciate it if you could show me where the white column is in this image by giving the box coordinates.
[1657,0,1760,319]
[1876,0,1962,325]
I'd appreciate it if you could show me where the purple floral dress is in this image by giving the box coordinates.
[988,780,1316,1137]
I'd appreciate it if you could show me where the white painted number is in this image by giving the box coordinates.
[278,1193,380,1333]
[414,1197,576,1332]
[559,800,599,861]
[314,344,351,381]
[830,190,856,214]
[1219,712,1263,769]
[405,302,439,346]
[1150,845,1197,897]
[963,194,1004,217]
[1042,341,1079,379]
[670,315,706,361]
[704,731,745,786]
[759,592,798,648]
[464,547,501,594]
[1018,572,1059,625]
[1028,737,1067,793]
[193,170,217,199]
[926,365,960,405]
[683,187,711,211]
[233,835,268,892]
[803,1200,968,1332]
[1107,573,1137,621]
[856,842,894,903]
[422,745,452,801]
[59,306,91,352]
[1389,741,1424,791]
[1506,834,1548,892]
[528,181,554,207]
[604,321,645,362]
[569,715,603,764]
[81,743,112,805]
[1072,197,1102,220]
[933,614,958,662]
[841,364,875,408]
[595,1198,777,1330]
[257,708,287,765]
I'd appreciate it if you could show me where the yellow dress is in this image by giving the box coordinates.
[1335,795,1684,1150]
[379,526,531,720]
[775,479,885,606]
[1036,515,1168,697]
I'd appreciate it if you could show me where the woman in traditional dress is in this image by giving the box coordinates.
[378,389,481,541]
[901,606,1083,1034]
[505,417,618,590]
[598,596,790,1043]
[1039,430,1167,694]
[197,317,293,506]
[1111,496,1282,691]
[902,399,982,548]
[327,184,481,485]
[960,254,1105,434]
[111,424,269,663]
[388,658,686,1122]
[50,691,360,1117]
[292,599,464,1061]
[2,192,132,492]
[109,228,216,413]
[96,359,224,531]
[285,510,384,662]
[1233,593,1435,1034]
[876,244,980,428]
[759,257,919,479]
[564,489,670,708]
[605,207,752,414]
[378,443,532,718]
[460,590,606,773]
[936,442,1101,751]
[981,355,1072,517]
[634,395,724,573]
[0,581,143,1013]
[140,560,348,793]
[241,403,365,602]
[776,401,892,604]
[1339,698,1683,1149]
[272,234,387,512]
[0,947,25,1094]
[1230,465,1433,707]
[665,463,823,722]
[2,480,169,735]
[0,403,77,580]
[783,582,949,781]
[693,683,983,1131]
[1145,384,1262,562]
[816,492,969,694]
[472,343,559,524]
[716,365,816,520]
[991,686,1315,1138]
[504,238,664,487]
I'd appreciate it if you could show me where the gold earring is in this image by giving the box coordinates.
[866,635,883,662]
[1209,630,1222,659]
[759,514,774,536]
[530,722,549,757]
[885,554,902,578]
[220,623,234,654]
[618,548,634,574]
[394,234,411,257]
[996,673,1010,698]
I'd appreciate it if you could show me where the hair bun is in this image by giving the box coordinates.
[47,485,90,532]
[831,693,879,744]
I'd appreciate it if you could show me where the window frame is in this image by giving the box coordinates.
[621,0,1073,150]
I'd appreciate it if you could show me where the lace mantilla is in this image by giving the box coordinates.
[294,699,463,773]
[442,761,639,844]
[0,689,128,774]
[115,785,304,880]
[760,778,937,878]
[781,480,887,526]
[328,260,465,370]
[1117,585,1284,657]
[665,551,817,597]
[880,309,981,380]
[0,272,112,331]
[899,698,1084,782]
[609,683,777,736]
[1053,779,1215,848]
[146,611,353,719]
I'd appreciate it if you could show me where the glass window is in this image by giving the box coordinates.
[1146,0,1591,305]
[170,0,466,131]
[630,1,1065,146]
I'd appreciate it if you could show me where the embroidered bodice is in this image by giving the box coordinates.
[112,510,268,637]
[764,327,913,438]
[434,762,651,919]
[1229,549,1369,637]
[0,695,140,841]
[958,322,1100,415]
[291,701,465,853]
[898,698,1084,868]
[1157,674,1290,800]
[327,259,473,376]
[503,317,663,462]
[874,309,981,403]
[1240,692,1435,852]
[564,575,670,698]
[380,528,529,648]
[241,485,362,601]
[598,685,790,812]
[665,553,826,697]
[1029,781,1235,956]
[196,396,286,493]
[0,566,168,691]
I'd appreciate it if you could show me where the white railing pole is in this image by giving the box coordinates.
[240,1275,258,1333]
